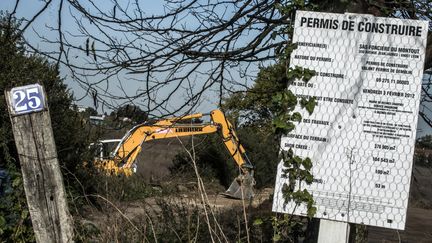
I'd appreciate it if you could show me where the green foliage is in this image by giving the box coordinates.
[223,64,318,239]
[82,107,98,117]
[222,62,291,127]
[0,166,35,242]
[287,66,317,83]
[221,2,321,240]
[237,127,279,187]
[300,96,317,115]
[111,104,148,124]
[416,135,432,149]
[271,90,298,134]
[280,149,316,218]
[74,219,101,242]
[170,126,279,189]
[415,135,432,167]
[171,136,236,188]
[269,213,318,242]
[269,60,317,242]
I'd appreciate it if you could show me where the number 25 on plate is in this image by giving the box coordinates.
[8,84,46,116]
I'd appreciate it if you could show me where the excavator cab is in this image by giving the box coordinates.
[90,139,122,161]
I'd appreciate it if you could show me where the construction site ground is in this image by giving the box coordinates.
[80,138,432,242]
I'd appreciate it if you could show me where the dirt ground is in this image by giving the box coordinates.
[131,144,432,242]
[80,184,432,242]
[367,165,432,242]
[367,207,432,242]
[110,187,274,221]
[83,134,432,242]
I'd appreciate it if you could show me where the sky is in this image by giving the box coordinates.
[0,0,226,116]
[1,0,431,138]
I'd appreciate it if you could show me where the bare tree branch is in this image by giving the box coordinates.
[3,0,432,120]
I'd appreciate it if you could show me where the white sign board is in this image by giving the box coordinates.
[272,11,428,230]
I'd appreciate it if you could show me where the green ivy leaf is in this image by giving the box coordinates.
[305,98,316,115]
[0,215,6,227]
[272,92,283,103]
[272,116,286,129]
[302,69,316,82]
[300,97,316,115]
[291,112,302,122]
[21,209,29,219]
[273,233,281,242]
[305,173,314,184]
[286,122,295,133]
[307,206,317,219]
[272,117,295,134]
[285,90,298,108]
[293,156,302,165]
[253,218,264,226]
[302,157,312,170]
[284,43,298,55]
[12,177,21,188]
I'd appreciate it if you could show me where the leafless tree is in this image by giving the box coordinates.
[3,0,432,119]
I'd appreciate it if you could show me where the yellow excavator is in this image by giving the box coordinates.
[92,109,255,199]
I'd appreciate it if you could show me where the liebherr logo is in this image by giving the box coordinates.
[175,127,203,133]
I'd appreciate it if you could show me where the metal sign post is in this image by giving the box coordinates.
[318,220,350,243]
[5,84,74,243]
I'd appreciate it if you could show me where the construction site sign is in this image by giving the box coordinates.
[272,11,428,230]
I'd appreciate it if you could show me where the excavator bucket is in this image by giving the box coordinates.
[223,173,255,200]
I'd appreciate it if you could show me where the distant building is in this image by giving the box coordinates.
[89,115,105,125]
[76,106,87,113]
[121,117,132,122]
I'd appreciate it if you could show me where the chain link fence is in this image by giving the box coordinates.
[272,11,428,231]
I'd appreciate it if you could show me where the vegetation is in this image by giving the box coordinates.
[110,104,148,124]
[415,135,432,167]
[3,0,430,116]
[0,4,346,242]
[171,136,237,188]
[1,0,431,242]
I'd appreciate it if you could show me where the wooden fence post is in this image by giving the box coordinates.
[5,84,74,243]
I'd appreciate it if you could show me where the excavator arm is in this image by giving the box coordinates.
[95,109,255,199]
[209,110,255,199]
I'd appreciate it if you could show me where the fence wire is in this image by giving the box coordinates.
[272,11,429,231]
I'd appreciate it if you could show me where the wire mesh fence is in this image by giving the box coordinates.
[272,11,428,230]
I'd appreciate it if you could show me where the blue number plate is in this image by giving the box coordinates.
[9,84,46,115]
